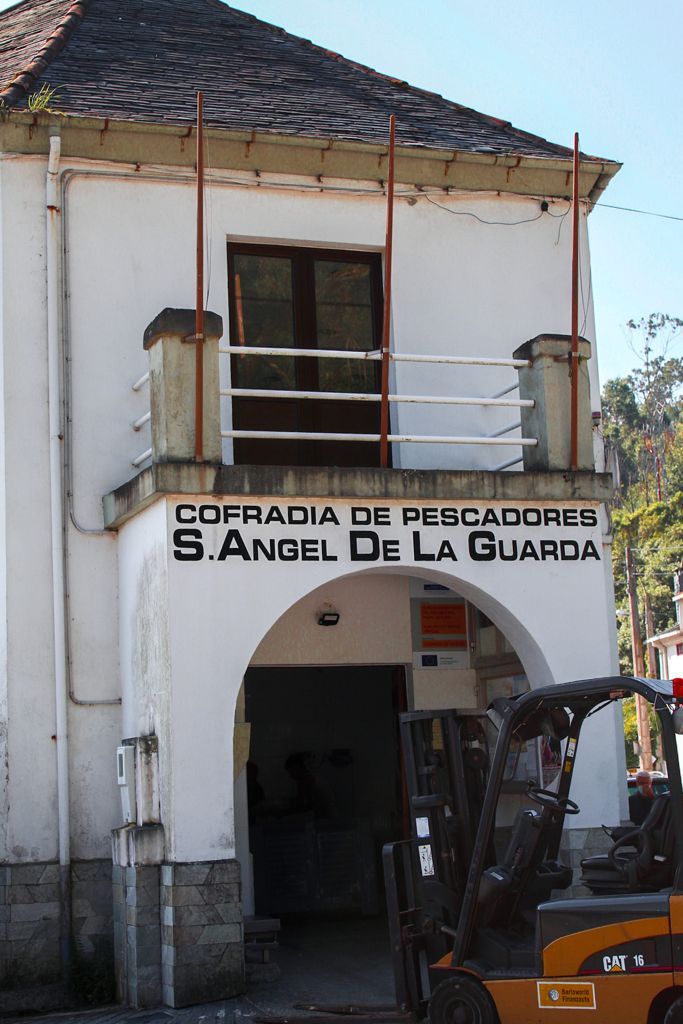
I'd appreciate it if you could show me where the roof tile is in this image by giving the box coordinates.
[0,0,607,162]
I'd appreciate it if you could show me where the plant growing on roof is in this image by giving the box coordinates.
[26,83,62,114]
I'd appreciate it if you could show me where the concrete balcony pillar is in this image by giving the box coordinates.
[513,333,594,471]
[143,308,223,463]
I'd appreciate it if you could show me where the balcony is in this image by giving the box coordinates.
[128,309,598,475]
[103,309,613,530]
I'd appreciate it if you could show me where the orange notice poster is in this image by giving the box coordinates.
[421,602,467,635]
[420,602,467,649]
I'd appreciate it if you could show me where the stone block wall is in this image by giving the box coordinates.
[0,859,115,1005]
[161,861,245,1008]
[112,864,162,1008]
[112,859,244,1009]
[72,860,113,960]
[0,864,61,988]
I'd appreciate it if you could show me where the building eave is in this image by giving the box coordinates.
[647,628,683,648]
[0,110,621,201]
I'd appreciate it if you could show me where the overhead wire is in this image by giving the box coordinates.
[594,202,683,223]
[194,167,679,342]
[195,169,683,225]
[421,190,545,226]
[550,205,570,245]
[202,170,572,218]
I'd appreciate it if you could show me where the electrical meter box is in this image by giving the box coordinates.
[116,744,137,824]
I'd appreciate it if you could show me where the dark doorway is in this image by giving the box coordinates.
[227,244,384,467]
[245,665,406,919]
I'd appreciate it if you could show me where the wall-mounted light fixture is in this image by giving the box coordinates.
[317,611,340,627]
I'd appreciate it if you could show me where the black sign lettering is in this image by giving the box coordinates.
[350,530,381,561]
[171,502,602,567]
[217,529,251,561]
[173,528,204,560]
[412,531,435,561]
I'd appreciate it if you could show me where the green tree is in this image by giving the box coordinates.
[602,313,683,763]
[622,314,683,504]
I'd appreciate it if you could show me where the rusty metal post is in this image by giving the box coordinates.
[195,91,205,462]
[570,131,580,471]
[379,115,396,469]
[626,546,653,771]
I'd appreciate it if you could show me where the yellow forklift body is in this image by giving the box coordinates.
[485,974,669,1023]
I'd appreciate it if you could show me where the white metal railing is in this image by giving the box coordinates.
[218,346,536,455]
[126,347,535,471]
[132,411,151,431]
[221,388,531,410]
[489,382,521,399]
[227,430,533,446]
[220,346,527,369]
[132,447,153,467]
[131,372,152,467]
[487,420,522,438]
[492,455,524,472]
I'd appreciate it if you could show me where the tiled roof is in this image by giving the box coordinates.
[0,0,606,162]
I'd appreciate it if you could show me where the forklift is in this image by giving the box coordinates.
[384,677,683,1024]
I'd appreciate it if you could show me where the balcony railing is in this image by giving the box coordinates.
[131,313,595,477]
[219,345,537,472]
[129,344,539,471]
[130,370,152,468]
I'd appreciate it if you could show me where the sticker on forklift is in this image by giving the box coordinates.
[416,817,430,838]
[418,844,435,876]
[537,982,596,1010]
[564,739,577,774]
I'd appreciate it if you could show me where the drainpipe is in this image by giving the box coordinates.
[46,131,71,977]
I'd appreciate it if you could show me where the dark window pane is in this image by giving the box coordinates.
[314,261,377,393]
[232,254,296,390]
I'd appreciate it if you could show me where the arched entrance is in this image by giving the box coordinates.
[232,568,542,997]
[115,490,621,1008]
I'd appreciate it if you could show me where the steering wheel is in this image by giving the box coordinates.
[527,786,580,815]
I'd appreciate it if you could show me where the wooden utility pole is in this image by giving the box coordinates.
[626,546,653,771]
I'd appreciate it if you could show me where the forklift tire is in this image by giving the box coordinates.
[428,975,499,1024]
[664,995,683,1024]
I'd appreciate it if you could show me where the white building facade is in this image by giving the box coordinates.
[0,0,625,1009]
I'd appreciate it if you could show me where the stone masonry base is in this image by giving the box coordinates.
[113,864,161,1008]
[0,834,607,1010]
[113,860,245,1009]
[0,859,113,1011]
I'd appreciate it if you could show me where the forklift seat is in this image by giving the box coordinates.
[477,807,572,927]
[580,794,674,895]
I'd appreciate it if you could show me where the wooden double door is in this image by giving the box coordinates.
[227,243,385,467]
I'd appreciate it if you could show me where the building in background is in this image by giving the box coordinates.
[0,0,623,1010]
[648,570,683,680]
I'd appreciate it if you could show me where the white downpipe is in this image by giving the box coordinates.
[46,135,70,888]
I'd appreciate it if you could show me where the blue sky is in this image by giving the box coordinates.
[5,0,682,384]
